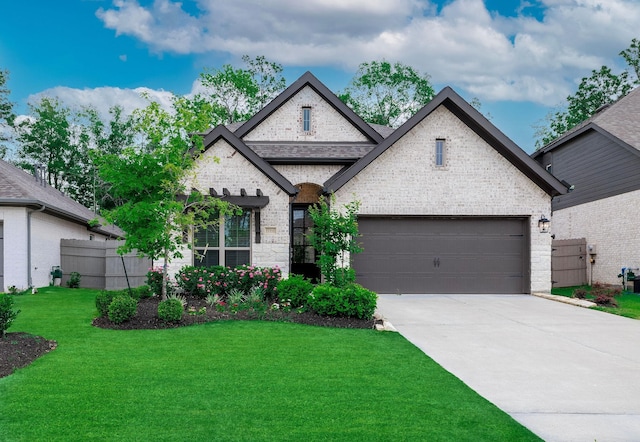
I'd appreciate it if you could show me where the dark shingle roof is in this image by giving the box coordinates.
[245,142,377,163]
[0,160,122,237]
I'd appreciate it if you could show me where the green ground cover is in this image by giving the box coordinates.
[551,285,640,319]
[0,287,540,441]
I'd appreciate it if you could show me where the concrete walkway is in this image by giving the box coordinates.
[376,294,640,442]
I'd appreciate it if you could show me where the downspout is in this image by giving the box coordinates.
[27,204,46,288]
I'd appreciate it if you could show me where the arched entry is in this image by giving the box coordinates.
[290,183,322,282]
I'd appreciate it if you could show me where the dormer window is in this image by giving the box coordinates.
[302,107,311,132]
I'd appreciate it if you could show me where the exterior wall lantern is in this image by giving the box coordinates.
[538,215,550,234]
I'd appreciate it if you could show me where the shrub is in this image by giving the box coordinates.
[133,285,153,299]
[107,295,138,324]
[67,271,81,288]
[96,290,119,317]
[146,267,173,297]
[277,275,314,308]
[308,283,377,319]
[0,293,20,337]
[158,298,184,322]
[591,284,621,307]
[573,288,588,299]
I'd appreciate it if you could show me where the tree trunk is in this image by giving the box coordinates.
[161,252,169,301]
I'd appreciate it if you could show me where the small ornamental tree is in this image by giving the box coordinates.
[307,195,362,287]
[0,293,20,338]
[94,97,235,300]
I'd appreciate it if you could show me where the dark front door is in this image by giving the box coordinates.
[291,205,320,282]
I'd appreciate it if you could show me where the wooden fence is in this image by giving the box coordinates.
[60,239,151,290]
[551,238,587,287]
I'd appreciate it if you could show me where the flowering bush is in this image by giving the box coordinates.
[176,265,281,300]
[146,267,174,297]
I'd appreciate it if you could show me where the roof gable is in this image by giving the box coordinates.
[200,125,299,195]
[325,87,567,197]
[234,71,384,144]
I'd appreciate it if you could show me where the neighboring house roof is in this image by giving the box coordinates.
[325,86,568,197]
[534,86,640,157]
[0,159,122,237]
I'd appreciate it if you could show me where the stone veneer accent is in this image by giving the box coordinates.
[552,188,640,285]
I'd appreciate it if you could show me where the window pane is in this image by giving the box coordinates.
[194,221,219,247]
[303,107,311,131]
[435,139,444,166]
[194,250,220,267]
[225,250,250,267]
[225,210,250,247]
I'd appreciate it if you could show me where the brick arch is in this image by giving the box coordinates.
[291,183,323,204]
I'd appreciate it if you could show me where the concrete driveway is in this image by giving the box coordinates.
[376,294,640,442]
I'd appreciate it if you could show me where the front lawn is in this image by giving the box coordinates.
[0,287,540,441]
[551,285,640,319]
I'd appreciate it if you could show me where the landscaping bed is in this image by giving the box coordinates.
[92,295,377,330]
[0,332,57,378]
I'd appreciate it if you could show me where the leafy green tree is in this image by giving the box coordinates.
[94,98,234,299]
[15,96,72,190]
[199,55,286,125]
[307,195,362,287]
[0,69,15,159]
[535,38,639,148]
[339,61,435,128]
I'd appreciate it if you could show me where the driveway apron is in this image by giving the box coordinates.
[376,294,640,442]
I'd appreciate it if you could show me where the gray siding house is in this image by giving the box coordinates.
[172,72,566,294]
[532,87,640,285]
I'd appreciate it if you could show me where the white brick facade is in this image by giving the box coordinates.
[179,75,560,293]
[334,107,552,292]
[552,189,640,285]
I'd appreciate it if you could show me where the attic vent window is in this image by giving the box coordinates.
[302,107,311,132]
[435,139,445,167]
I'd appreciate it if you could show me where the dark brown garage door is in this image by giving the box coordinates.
[354,217,529,294]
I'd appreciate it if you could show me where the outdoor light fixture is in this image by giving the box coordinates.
[538,215,550,234]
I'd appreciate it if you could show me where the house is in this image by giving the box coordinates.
[0,160,121,291]
[173,72,566,294]
[532,87,640,286]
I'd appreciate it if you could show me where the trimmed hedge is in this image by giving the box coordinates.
[308,283,377,319]
[176,265,281,299]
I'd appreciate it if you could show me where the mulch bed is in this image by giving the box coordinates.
[92,295,377,330]
[0,333,57,379]
[1,295,376,379]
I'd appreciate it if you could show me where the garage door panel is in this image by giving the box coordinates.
[354,217,529,294]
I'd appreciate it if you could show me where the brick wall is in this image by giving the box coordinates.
[552,189,640,285]
[333,106,553,292]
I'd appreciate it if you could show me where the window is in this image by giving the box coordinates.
[302,107,311,132]
[435,139,445,167]
[194,210,251,267]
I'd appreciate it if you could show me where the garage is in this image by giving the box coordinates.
[353,217,530,294]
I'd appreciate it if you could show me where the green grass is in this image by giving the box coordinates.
[0,287,540,441]
[552,285,640,319]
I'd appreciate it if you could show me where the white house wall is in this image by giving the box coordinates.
[242,86,369,143]
[0,207,108,291]
[552,189,640,285]
[333,106,553,292]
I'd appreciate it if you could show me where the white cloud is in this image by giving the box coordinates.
[93,0,640,105]
[27,86,176,119]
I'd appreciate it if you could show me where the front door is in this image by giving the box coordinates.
[291,204,320,282]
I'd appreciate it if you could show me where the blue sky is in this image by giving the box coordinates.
[1,0,638,152]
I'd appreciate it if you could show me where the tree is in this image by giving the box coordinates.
[339,61,435,128]
[0,69,14,159]
[535,38,640,148]
[307,195,362,287]
[94,98,234,299]
[199,55,286,125]
[15,97,72,190]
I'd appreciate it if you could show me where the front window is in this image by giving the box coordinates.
[194,210,251,267]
